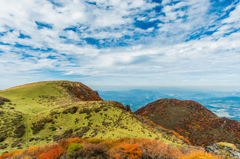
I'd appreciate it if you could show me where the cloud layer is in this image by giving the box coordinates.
[0,0,240,89]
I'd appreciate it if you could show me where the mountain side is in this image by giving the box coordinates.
[0,101,187,154]
[0,82,187,154]
[135,98,240,148]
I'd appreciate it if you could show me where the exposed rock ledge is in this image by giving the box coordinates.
[205,142,240,158]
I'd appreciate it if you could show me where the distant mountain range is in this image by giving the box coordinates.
[98,89,240,121]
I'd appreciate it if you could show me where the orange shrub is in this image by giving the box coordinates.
[142,139,168,158]
[10,150,27,158]
[35,150,45,158]
[25,146,41,156]
[58,139,73,149]
[117,105,125,110]
[39,145,65,159]
[115,143,142,159]
[0,150,20,159]
[104,138,132,149]
[140,139,183,158]
[67,137,85,143]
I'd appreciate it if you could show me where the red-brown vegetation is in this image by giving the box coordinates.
[59,81,103,101]
[115,143,142,159]
[135,98,240,148]
[37,145,65,159]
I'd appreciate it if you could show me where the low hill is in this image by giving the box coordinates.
[0,81,187,154]
[135,98,240,148]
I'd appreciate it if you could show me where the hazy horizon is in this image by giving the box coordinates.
[1,80,240,92]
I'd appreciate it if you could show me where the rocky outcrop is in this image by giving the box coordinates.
[205,142,240,158]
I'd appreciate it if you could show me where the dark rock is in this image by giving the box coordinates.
[230,150,240,158]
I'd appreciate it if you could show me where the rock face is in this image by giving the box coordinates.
[205,143,240,159]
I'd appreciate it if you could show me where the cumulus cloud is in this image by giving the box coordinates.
[0,0,240,89]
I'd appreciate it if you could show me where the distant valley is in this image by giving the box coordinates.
[98,89,240,121]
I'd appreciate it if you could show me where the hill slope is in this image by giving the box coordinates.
[0,82,187,154]
[135,98,240,148]
[0,81,102,115]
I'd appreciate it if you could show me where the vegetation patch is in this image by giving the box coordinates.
[63,106,78,114]
[217,142,237,150]
[31,117,53,134]
[67,143,83,153]
[14,124,26,138]
[0,97,10,105]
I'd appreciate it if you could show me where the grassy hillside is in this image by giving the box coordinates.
[135,98,240,148]
[0,81,187,154]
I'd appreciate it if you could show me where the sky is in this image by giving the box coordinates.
[0,0,240,91]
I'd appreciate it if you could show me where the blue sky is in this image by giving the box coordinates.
[0,0,240,91]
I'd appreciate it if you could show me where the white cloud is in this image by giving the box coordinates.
[215,109,235,118]
[0,0,240,89]
[222,3,240,23]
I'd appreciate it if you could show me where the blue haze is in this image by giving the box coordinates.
[98,89,240,121]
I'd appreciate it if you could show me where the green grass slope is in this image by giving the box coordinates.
[0,82,187,154]
[0,101,187,154]
[135,98,240,148]
[0,81,102,115]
